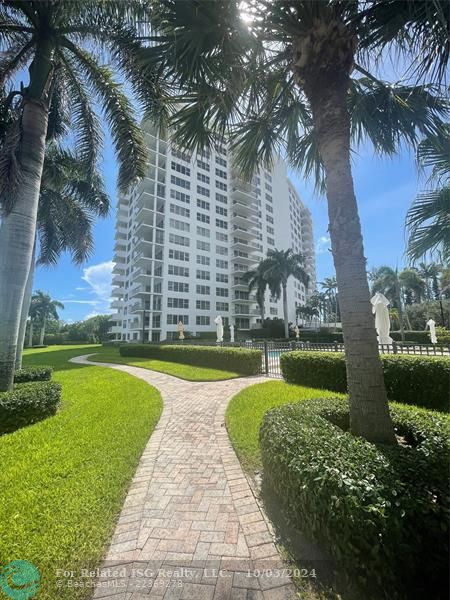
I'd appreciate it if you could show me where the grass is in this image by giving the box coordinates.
[86,345,241,381]
[0,345,162,600]
[226,380,342,473]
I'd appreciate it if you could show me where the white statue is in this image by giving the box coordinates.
[426,318,437,344]
[229,324,235,343]
[214,315,224,343]
[370,292,393,345]
[294,325,300,339]
[177,320,185,340]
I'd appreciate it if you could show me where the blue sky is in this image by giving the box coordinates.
[34,140,420,323]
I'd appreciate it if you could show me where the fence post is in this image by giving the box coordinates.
[264,340,269,375]
[392,341,398,354]
[334,341,339,352]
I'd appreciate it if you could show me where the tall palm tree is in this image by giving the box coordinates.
[242,259,270,322]
[418,262,442,301]
[262,249,309,339]
[0,1,164,391]
[320,276,339,326]
[145,0,449,444]
[406,126,450,263]
[399,269,426,305]
[29,291,64,346]
[15,146,110,369]
[27,293,42,348]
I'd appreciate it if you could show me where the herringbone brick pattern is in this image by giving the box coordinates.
[71,355,296,599]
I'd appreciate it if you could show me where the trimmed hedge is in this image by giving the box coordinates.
[120,344,262,375]
[0,381,62,434]
[260,398,450,600]
[280,351,450,412]
[391,330,432,344]
[14,365,53,383]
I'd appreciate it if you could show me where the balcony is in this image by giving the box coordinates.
[129,284,151,298]
[130,300,151,314]
[131,266,152,282]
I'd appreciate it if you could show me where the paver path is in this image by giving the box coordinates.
[71,355,296,600]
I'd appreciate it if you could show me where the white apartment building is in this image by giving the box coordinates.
[110,121,316,342]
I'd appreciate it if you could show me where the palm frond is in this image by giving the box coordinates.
[416,126,450,185]
[0,114,22,215]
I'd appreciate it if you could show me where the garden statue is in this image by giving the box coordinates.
[370,292,393,345]
[426,318,437,344]
[214,315,224,343]
[294,325,300,339]
[177,320,185,340]
[230,324,235,343]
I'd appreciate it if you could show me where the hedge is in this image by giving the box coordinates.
[280,351,450,412]
[120,344,262,375]
[260,398,450,600]
[0,382,62,434]
[14,366,53,383]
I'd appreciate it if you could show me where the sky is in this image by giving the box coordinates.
[34,139,421,323]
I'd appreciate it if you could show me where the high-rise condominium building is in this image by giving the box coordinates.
[110,122,316,342]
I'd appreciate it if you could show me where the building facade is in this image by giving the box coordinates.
[110,122,316,342]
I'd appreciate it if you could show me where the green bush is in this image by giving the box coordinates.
[280,351,450,412]
[120,344,262,375]
[260,398,450,600]
[390,330,433,344]
[0,382,62,435]
[14,366,53,383]
[436,326,450,344]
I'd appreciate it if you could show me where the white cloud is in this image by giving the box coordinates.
[316,235,331,255]
[82,260,114,302]
[60,299,99,305]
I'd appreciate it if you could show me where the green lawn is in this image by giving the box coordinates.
[0,345,162,600]
[86,345,241,381]
[226,380,343,473]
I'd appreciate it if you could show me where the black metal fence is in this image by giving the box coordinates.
[166,338,450,378]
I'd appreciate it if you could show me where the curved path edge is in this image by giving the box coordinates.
[70,354,296,600]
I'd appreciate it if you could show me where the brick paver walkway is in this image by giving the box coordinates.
[71,355,296,600]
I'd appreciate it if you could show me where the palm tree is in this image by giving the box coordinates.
[0,1,163,391]
[27,294,42,348]
[15,146,110,369]
[29,291,64,346]
[399,269,426,305]
[242,259,270,322]
[406,126,450,263]
[261,249,309,339]
[418,262,442,301]
[146,0,449,444]
[320,276,339,326]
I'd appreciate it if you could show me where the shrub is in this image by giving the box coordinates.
[120,344,262,375]
[436,326,450,345]
[280,351,450,412]
[0,382,62,434]
[14,366,53,383]
[390,330,433,344]
[260,398,450,600]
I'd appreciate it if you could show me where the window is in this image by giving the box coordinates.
[266,215,274,225]
[196,300,210,310]
[169,249,189,261]
[167,314,189,325]
[216,156,227,167]
[268,237,275,246]
[168,281,189,292]
[171,175,190,190]
[216,245,228,255]
[216,273,228,283]
[267,226,274,235]
[216,181,227,191]
[197,159,210,171]
[270,307,278,315]
[196,285,210,295]
[266,204,273,213]
[196,269,210,280]
[216,302,229,311]
[170,204,190,217]
[168,265,189,277]
[216,287,229,297]
[171,147,191,162]
[265,183,272,192]
[170,189,190,204]
[197,172,210,184]
[196,226,210,237]
[216,218,227,229]
[168,297,189,309]
[216,259,228,269]
[171,161,190,176]
[216,206,227,216]
[196,255,210,266]
[216,231,228,241]
[215,168,227,179]
[169,233,189,247]
[197,213,210,224]
[196,240,210,252]
[196,315,210,326]
[216,192,227,204]
[169,218,190,232]
[197,199,210,210]
[265,193,272,202]
[197,185,210,197]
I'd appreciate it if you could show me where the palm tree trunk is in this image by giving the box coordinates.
[39,319,46,345]
[282,283,289,339]
[306,72,395,444]
[15,242,36,369]
[28,322,34,348]
[0,100,49,390]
